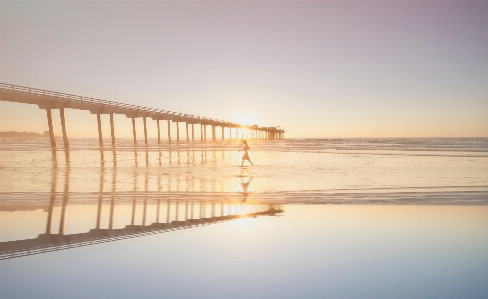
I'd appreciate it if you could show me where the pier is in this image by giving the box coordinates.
[0,83,285,149]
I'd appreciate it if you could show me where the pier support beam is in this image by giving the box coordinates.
[203,125,207,142]
[212,125,216,142]
[200,125,203,143]
[46,109,56,148]
[157,120,161,144]
[132,118,137,145]
[143,117,148,145]
[192,124,195,142]
[176,122,180,142]
[167,120,171,144]
[97,114,103,147]
[186,123,189,142]
[110,113,115,146]
[222,126,224,141]
[59,108,69,149]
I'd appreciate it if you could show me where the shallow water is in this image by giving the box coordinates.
[1,137,488,298]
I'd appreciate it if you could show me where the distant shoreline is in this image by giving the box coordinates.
[0,131,47,138]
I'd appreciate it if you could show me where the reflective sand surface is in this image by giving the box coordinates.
[1,138,488,298]
[1,138,487,205]
[1,204,487,299]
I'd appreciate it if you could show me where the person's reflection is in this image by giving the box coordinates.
[240,170,253,203]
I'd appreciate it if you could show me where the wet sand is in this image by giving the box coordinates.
[1,204,488,299]
[1,138,488,298]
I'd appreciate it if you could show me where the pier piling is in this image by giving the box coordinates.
[97,114,103,147]
[176,122,180,143]
[157,120,161,145]
[132,118,137,145]
[143,117,148,145]
[46,109,56,148]
[110,113,115,146]
[167,120,171,144]
[186,123,189,142]
[59,108,69,149]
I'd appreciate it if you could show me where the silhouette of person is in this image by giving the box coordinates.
[240,176,252,203]
[239,140,253,166]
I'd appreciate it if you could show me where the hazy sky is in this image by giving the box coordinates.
[1,0,487,138]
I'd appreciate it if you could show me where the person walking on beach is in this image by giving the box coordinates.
[239,140,254,167]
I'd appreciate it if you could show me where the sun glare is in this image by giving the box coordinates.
[234,115,257,126]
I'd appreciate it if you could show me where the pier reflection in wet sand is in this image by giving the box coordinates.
[0,155,282,259]
[1,197,282,260]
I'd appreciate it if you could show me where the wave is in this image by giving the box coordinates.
[2,137,487,153]
[2,188,488,208]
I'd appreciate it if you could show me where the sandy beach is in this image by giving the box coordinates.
[1,137,487,298]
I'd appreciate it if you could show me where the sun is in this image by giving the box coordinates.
[233,115,258,126]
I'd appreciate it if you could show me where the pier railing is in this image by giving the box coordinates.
[0,82,210,120]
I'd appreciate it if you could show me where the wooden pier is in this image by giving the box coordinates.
[0,82,285,148]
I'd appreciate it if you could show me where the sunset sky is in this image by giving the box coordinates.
[1,0,487,138]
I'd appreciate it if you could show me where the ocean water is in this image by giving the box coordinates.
[1,137,488,299]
